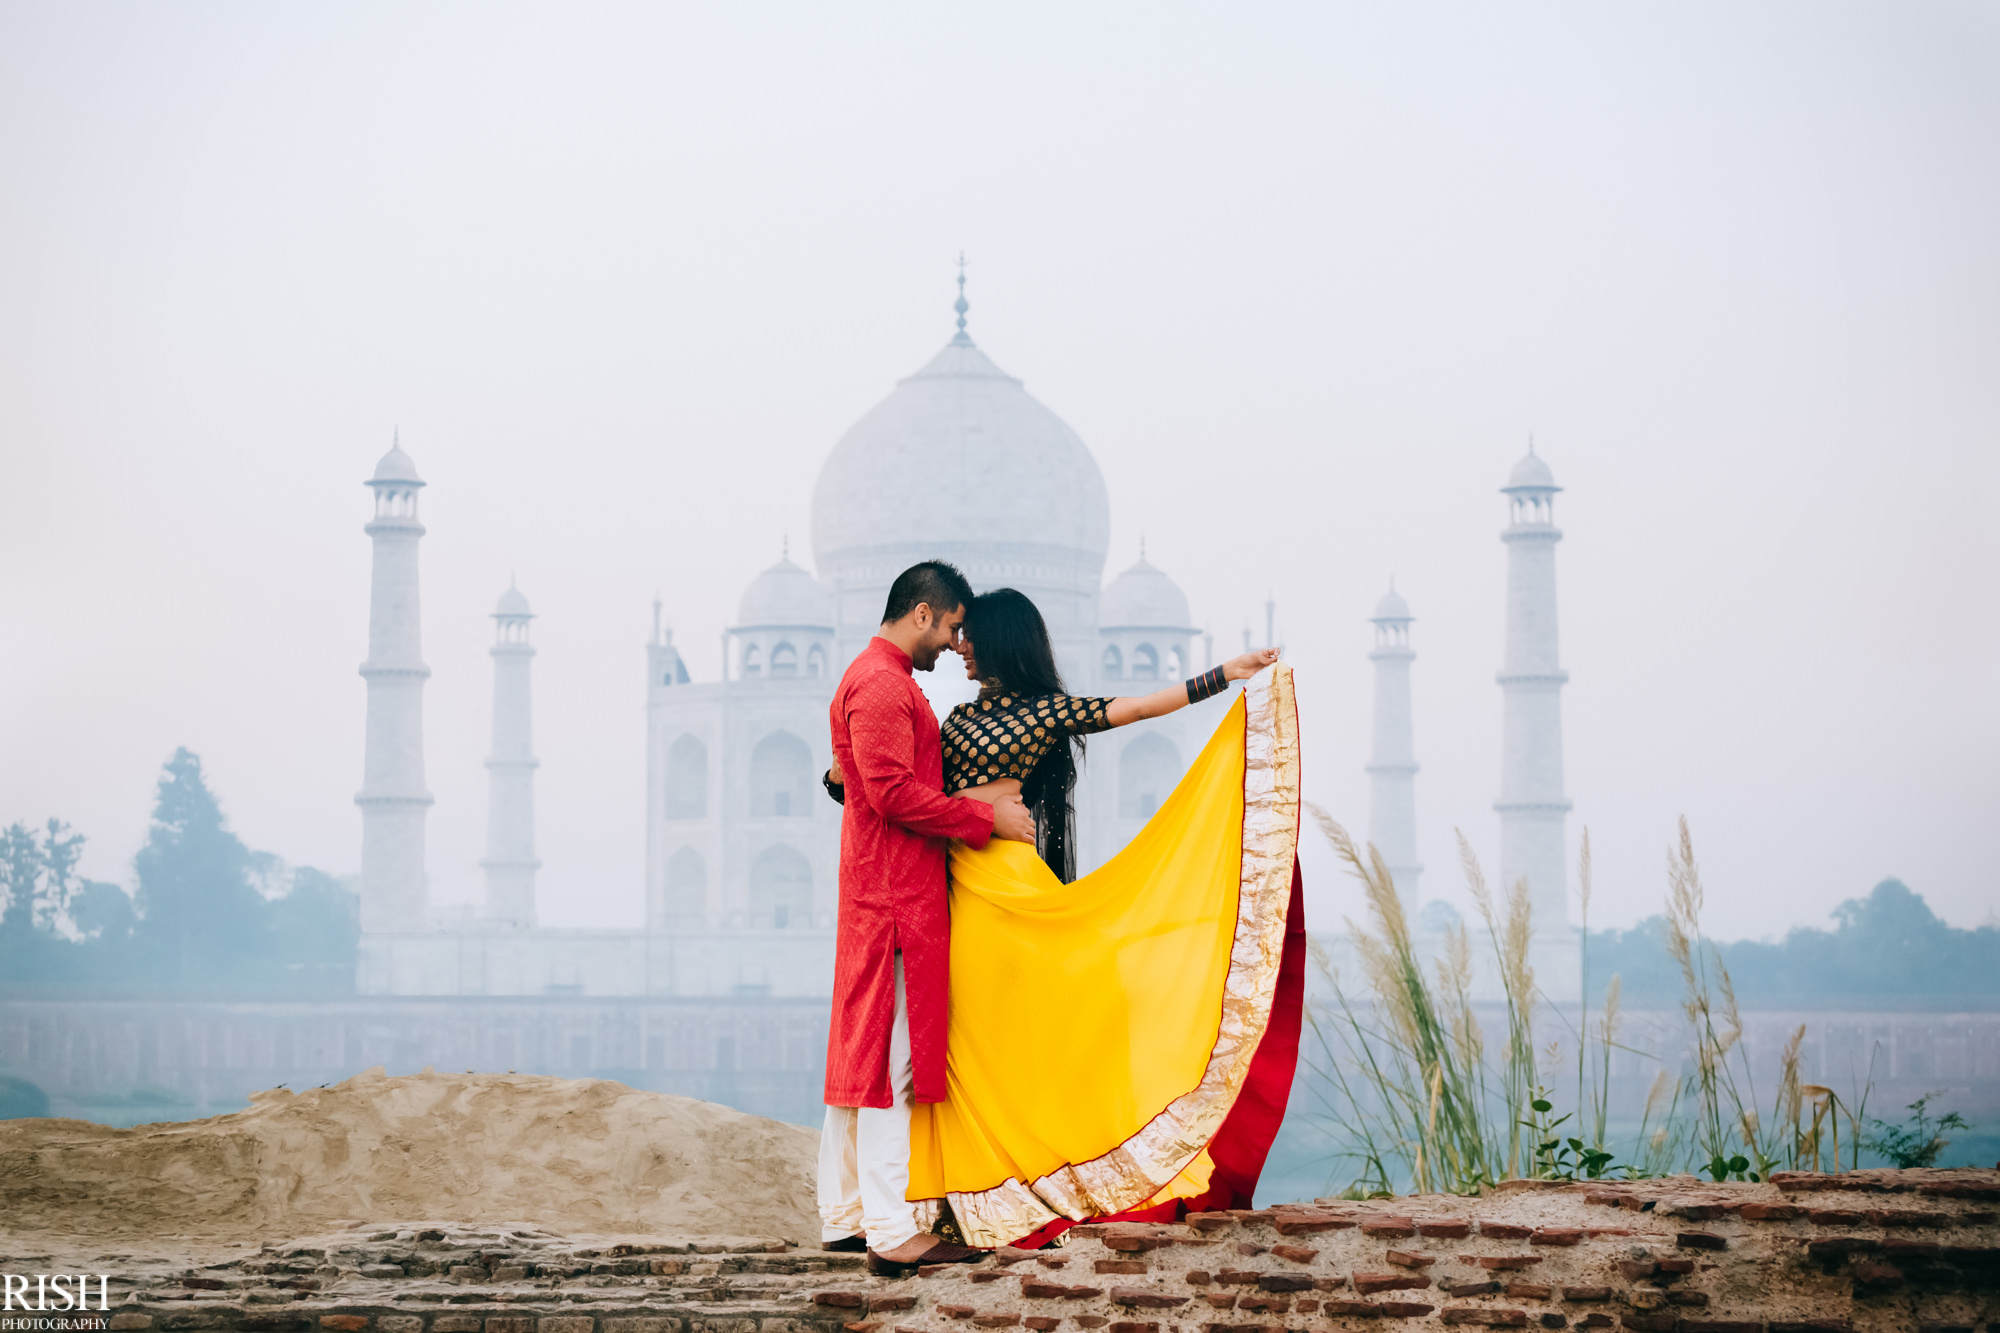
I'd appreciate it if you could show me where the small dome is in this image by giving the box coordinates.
[1504,449,1558,491]
[1100,556,1192,629]
[737,555,834,629]
[370,440,424,486]
[1372,586,1411,621]
[495,585,532,617]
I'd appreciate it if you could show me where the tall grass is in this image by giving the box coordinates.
[1303,808,1874,1193]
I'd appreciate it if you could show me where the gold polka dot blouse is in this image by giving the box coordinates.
[942,687,1115,792]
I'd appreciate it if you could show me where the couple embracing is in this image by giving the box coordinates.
[817,560,1305,1275]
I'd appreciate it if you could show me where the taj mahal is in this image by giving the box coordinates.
[353,279,1579,1000]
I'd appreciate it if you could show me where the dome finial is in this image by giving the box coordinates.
[953,251,970,343]
[782,530,789,561]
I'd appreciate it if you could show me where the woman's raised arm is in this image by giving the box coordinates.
[1104,647,1279,728]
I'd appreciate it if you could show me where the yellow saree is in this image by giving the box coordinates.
[908,664,1303,1248]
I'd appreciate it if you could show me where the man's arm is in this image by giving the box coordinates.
[844,675,994,847]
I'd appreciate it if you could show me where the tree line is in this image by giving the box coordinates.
[1588,877,1999,1008]
[0,748,357,994]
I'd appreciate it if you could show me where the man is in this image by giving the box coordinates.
[818,560,1034,1275]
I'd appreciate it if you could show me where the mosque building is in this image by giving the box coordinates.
[355,280,1229,997]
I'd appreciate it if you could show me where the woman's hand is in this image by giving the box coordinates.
[1224,646,1281,681]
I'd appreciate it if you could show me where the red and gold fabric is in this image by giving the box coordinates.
[907,664,1305,1247]
[825,636,997,1109]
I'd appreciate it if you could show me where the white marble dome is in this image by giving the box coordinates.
[810,331,1111,582]
[371,440,424,485]
[1100,556,1192,629]
[495,584,532,617]
[1372,586,1411,621]
[737,555,834,629]
[1505,449,1559,491]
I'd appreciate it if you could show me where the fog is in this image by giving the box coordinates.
[2,2,1994,940]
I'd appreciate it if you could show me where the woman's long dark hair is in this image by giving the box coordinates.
[964,588,1083,882]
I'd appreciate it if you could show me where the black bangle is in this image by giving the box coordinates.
[1186,666,1228,703]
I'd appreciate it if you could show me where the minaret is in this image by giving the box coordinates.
[1366,583,1422,904]
[356,436,433,933]
[481,582,540,927]
[1495,444,1572,928]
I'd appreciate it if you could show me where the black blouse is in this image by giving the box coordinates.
[942,688,1115,793]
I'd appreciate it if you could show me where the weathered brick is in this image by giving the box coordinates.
[430,1319,481,1333]
[1447,1282,1501,1297]
[537,1319,592,1333]
[1530,1229,1583,1247]
[1502,1283,1552,1301]
[1620,1316,1676,1333]
[1538,1317,1566,1331]
[1866,1209,1948,1228]
[1385,1249,1436,1268]
[1108,1291,1185,1309]
[1849,1262,1902,1286]
[1271,1215,1349,1236]
[1182,1271,1211,1286]
[1311,1276,1347,1292]
[1679,1323,1763,1333]
[1267,1245,1317,1263]
[970,1272,1011,1284]
[1670,1204,1728,1222]
[1202,1294,1236,1309]
[840,1323,879,1333]
[1105,1324,1157,1333]
[484,1319,535,1333]
[1668,1290,1711,1306]
[1806,1209,1863,1226]
[1805,1237,1879,1258]
[1318,1301,1386,1318]
[1883,1238,1941,1257]
[1212,1269,1262,1287]
[1576,1317,1615,1329]
[1021,1320,1060,1332]
[1231,1242,1265,1257]
[1473,1255,1544,1270]
[1615,1260,1657,1281]
[1480,1224,1533,1240]
[934,1308,974,1320]
[1232,1296,1287,1314]
[1094,1260,1145,1275]
[1071,1321,1107,1331]
[1353,1273,1431,1295]
[1655,1258,1695,1275]
[601,1320,676,1333]
[1376,1305,1436,1320]
[1676,1232,1727,1251]
[1561,1286,1611,1302]
[811,1295,866,1310]
[1737,1203,1802,1221]
[1417,1219,1473,1239]
[971,1317,1018,1329]
[1186,1214,1234,1233]
[866,1299,914,1314]
[1251,1273,1312,1293]
[1358,1215,1416,1238]
[1440,1311,1529,1327]
[1293,1298,1319,1314]
[319,1320,368,1333]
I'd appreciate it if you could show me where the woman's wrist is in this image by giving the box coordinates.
[1185,665,1228,703]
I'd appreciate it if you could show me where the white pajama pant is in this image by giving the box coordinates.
[817,953,921,1251]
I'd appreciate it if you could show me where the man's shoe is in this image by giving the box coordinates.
[866,1241,984,1278]
[822,1235,867,1253]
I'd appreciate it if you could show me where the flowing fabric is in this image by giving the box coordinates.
[906,664,1304,1248]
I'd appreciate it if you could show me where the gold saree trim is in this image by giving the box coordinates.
[938,664,1301,1246]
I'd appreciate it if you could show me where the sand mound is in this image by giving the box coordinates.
[0,1067,819,1243]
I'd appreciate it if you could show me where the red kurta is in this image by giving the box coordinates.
[825,636,996,1108]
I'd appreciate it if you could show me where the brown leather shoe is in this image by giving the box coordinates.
[865,1240,985,1278]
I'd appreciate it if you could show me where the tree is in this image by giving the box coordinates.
[0,823,40,946]
[132,748,269,983]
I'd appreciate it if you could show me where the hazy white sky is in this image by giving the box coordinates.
[2,2,1994,941]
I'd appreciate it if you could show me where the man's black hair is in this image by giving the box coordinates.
[881,560,975,625]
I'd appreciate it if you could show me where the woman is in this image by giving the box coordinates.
[830,588,1303,1252]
